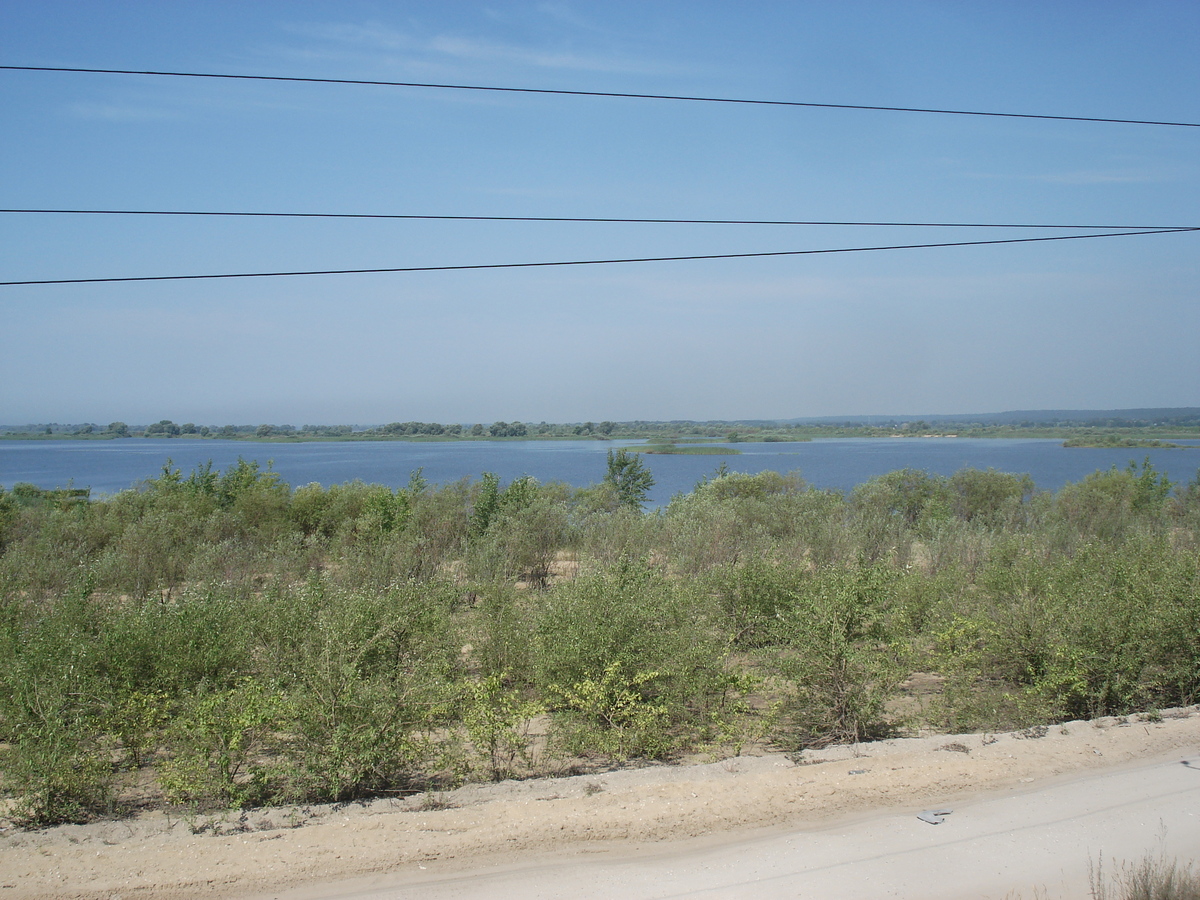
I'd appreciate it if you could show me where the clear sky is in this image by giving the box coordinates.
[2,1,1197,425]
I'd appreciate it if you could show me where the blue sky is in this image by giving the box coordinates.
[2,1,1197,425]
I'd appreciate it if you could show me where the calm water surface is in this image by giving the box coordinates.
[1,438,1197,506]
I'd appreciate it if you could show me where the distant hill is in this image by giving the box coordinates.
[778,408,1200,427]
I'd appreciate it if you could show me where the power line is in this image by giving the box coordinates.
[4,64,1197,128]
[3,228,1193,287]
[1,208,1193,230]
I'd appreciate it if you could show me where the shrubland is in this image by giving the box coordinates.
[1,457,1198,826]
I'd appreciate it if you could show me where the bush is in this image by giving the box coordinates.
[0,585,115,824]
[709,556,806,648]
[159,680,284,808]
[2,459,1199,825]
[462,673,543,780]
[773,566,908,747]
[0,486,18,550]
[533,558,736,760]
[948,468,1034,526]
[257,579,463,802]
[935,536,1200,725]
[548,661,672,761]
[662,490,772,572]
[1052,459,1173,544]
[467,477,572,585]
[4,725,113,825]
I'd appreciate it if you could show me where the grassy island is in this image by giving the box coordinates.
[640,443,740,455]
[1063,436,1189,449]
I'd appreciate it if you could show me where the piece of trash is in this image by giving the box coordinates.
[1182,759,1200,769]
[1093,749,1103,756]
[849,769,867,775]
[917,809,953,825]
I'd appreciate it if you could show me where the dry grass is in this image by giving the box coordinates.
[1091,852,1200,900]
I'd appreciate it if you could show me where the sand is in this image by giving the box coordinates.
[4,707,1200,900]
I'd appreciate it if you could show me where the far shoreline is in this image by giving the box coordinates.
[5,429,1200,444]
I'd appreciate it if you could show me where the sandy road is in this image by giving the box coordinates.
[7,711,1200,900]
[255,753,1200,900]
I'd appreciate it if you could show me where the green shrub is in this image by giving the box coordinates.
[533,558,736,760]
[572,505,658,566]
[709,556,806,648]
[0,486,20,550]
[468,496,572,586]
[662,491,772,572]
[292,480,377,539]
[948,468,1035,526]
[0,585,115,824]
[105,690,171,769]
[159,680,284,808]
[4,724,113,825]
[468,585,538,684]
[462,673,543,779]
[2,459,1199,825]
[548,661,672,761]
[257,579,463,802]
[97,585,254,695]
[935,536,1200,725]
[1052,459,1173,544]
[773,566,908,747]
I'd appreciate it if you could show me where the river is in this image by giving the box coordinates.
[2,438,1197,505]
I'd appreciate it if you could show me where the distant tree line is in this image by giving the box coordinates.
[4,416,1199,442]
[379,421,458,436]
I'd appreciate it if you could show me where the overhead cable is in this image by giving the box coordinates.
[3,228,1194,287]
[3,65,1197,128]
[1,208,1194,230]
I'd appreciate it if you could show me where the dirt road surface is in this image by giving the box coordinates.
[264,754,1199,900]
[6,709,1200,900]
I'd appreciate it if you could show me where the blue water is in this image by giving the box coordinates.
[1,438,1197,506]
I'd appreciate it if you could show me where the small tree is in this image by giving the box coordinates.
[604,449,655,509]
